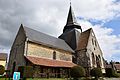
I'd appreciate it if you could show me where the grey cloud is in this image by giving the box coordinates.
[0,0,68,51]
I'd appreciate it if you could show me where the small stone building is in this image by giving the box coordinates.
[8,5,105,77]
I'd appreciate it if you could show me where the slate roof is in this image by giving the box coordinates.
[59,28,81,50]
[66,5,78,26]
[105,64,120,71]
[25,56,76,68]
[63,5,82,33]
[0,53,7,60]
[105,64,112,68]
[76,28,92,50]
[23,26,74,53]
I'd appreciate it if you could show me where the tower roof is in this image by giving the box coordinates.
[66,5,77,26]
[63,5,82,33]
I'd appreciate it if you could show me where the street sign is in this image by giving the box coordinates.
[13,72,20,80]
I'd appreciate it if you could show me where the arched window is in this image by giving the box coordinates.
[96,56,101,68]
[53,51,56,60]
[95,40,97,47]
[92,53,95,66]
[98,55,102,66]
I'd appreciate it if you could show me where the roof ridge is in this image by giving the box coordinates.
[23,26,68,42]
[81,28,92,33]
[23,26,70,43]
[23,26,57,39]
[22,26,74,53]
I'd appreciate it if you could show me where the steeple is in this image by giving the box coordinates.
[66,5,77,26]
[63,4,82,33]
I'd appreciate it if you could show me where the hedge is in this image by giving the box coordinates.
[90,68,102,79]
[70,66,85,79]
[105,68,120,77]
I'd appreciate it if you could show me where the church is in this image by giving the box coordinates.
[8,5,105,77]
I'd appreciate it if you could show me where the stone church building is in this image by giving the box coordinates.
[8,5,105,77]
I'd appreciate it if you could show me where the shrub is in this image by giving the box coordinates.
[105,68,120,77]
[105,68,114,77]
[113,73,120,78]
[0,65,5,75]
[90,68,102,79]
[70,66,85,80]
[18,66,34,78]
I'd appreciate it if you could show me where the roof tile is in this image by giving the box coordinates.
[0,53,7,60]
[76,28,91,50]
[25,56,76,68]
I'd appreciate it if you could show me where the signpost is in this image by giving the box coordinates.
[13,72,20,80]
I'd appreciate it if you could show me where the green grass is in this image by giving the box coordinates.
[0,78,12,80]
[27,78,66,80]
[0,78,66,80]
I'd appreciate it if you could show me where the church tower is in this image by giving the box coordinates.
[59,5,82,50]
[59,5,105,75]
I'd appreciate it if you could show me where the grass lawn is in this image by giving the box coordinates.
[27,78,66,80]
[0,78,12,80]
[0,78,66,80]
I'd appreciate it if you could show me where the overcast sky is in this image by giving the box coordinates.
[0,0,120,62]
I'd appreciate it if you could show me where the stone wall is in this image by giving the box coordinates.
[75,29,105,74]
[8,26,26,75]
[76,49,90,68]
[86,29,105,73]
[27,42,72,61]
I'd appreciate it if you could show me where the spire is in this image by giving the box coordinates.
[66,5,77,26]
[63,4,82,33]
[20,24,23,27]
